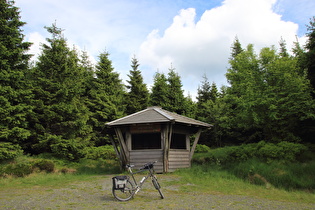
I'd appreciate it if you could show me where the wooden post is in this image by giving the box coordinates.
[163,126,168,173]
[189,129,202,161]
[114,128,129,165]
[109,135,123,170]
[165,123,173,173]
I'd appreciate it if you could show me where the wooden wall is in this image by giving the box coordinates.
[129,150,164,173]
[168,150,190,172]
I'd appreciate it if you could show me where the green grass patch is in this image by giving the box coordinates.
[173,164,315,203]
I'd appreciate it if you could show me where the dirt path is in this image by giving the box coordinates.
[0,175,314,210]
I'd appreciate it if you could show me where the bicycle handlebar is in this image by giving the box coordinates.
[126,161,158,170]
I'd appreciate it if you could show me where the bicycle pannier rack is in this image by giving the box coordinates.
[112,176,128,189]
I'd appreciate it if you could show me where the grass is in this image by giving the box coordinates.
[0,156,121,190]
[172,164,315,204]
[0,163,314,204]
[1,154,314,204]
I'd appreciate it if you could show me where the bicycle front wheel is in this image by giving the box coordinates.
[152,176,164,199]
[112,179,134,201]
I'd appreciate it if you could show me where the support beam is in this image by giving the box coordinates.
[114,128,129,165]
[109,135,123,170]
[189,129,202,161]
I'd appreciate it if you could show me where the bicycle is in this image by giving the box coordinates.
[112,161,165,201]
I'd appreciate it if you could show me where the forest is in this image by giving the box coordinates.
[1,0,315,164]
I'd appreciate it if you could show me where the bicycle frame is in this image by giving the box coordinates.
[127,164,154,195]
[112,161,164,201]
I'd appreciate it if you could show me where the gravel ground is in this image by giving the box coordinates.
[0,175,314,210]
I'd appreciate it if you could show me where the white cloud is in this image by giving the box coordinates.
[27,32,47,62]
[138,0,301,99]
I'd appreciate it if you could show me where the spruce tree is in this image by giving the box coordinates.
[305,16,315,97]
[86,51,125,145]
[231,37,243,59]
[125,56,149,114]
[165,67,186,114]
[0,0,32,150]
[30,23,91,159]
[149,72,169,107]
[196,74,212,105]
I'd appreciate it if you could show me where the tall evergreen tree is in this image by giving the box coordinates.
[279,37,289,58]
[305,16,315,98]
[29,23,91,159]
[292,37,308,77]
[209,82,219,102]
[196,74,212,105]
[0,0,32,150]
[231,37,243,59]
[165,67,186,114]
[150,72,169,108]
[125,56,149,114]
[86,51,125,145]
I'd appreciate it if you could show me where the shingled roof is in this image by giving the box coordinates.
[106,106,212,128]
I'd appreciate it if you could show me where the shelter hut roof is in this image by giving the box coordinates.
[106,106,212,128]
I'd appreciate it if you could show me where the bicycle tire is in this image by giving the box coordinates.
[112,179,134,201]
[152,177,164,199]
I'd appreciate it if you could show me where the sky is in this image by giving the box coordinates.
[15,0,315,100]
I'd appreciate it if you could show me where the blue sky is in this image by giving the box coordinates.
[15,0,315,99]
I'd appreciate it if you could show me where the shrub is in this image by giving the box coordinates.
[83,145,117,160]
[0,142,23,161]
[192,141,309,165]
[257,141,307,163]
[3,161,33,177]
[195,144,211,153]
[33,159,55,173]
[50,137,85,161]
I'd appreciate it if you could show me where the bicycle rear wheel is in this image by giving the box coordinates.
[112,179,134,201]
[152,176,164,199]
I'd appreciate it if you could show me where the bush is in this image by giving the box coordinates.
[33,159,55,173]
[0,142,23,161]
[193,141,308,165]
[1,158,33,177]
[83,145,117,160]
[195,144,211,153]
[257,141,307,163]
[50,137,85,161]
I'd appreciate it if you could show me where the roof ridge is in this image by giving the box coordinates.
[152,107,175,121]
[162,108,212,126]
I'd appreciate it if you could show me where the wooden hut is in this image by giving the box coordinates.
[105,107,212,173]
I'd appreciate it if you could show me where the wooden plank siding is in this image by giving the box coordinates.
[129,150,164,173]
[168,150,190,172]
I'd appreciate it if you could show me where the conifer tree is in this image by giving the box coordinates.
[165,67,186,114]
[149,72,169,107]
[231,37,243,59]
[225,42,315,143]
[125,56,149,114]
[86,51,125,145]
[305,16,315,97]
[0,0,32,150]
[30,23,91,159]
[196,74,212,105]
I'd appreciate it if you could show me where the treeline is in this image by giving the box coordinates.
[1,1,315,161]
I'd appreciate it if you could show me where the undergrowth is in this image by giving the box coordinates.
[192,142,315,192]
